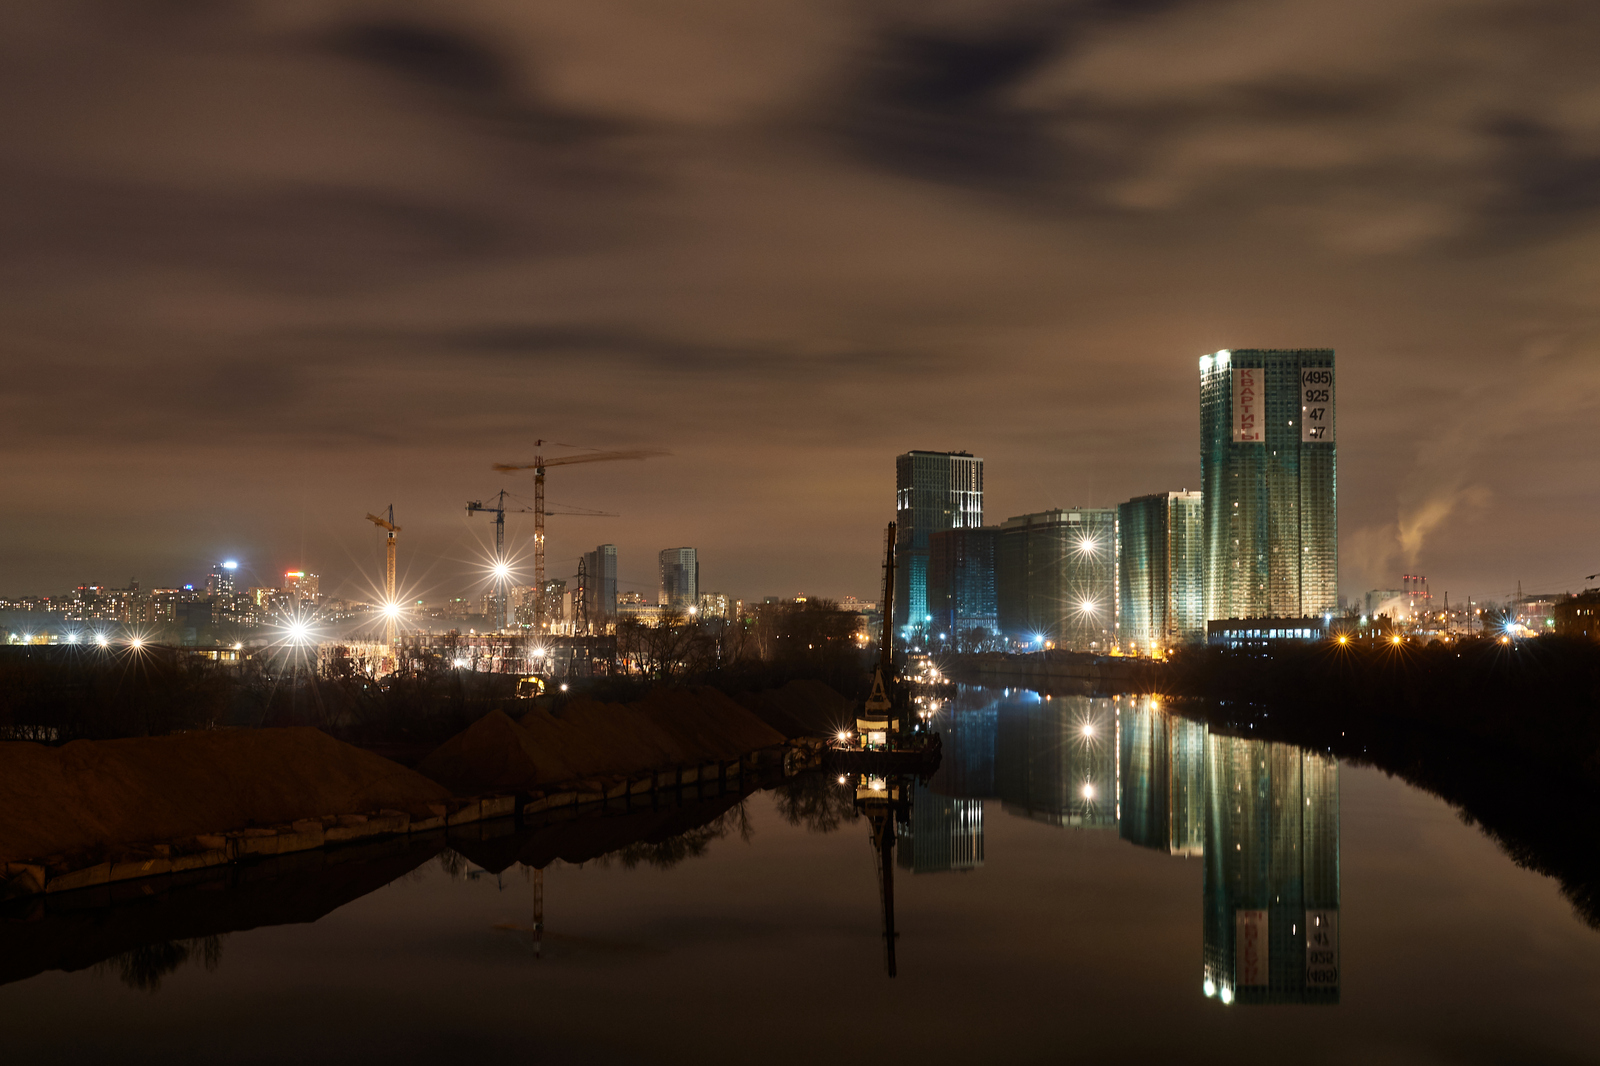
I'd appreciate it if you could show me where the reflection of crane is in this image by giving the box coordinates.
[364,506,401,665]
[494,441,666,630]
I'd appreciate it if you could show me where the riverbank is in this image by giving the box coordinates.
[1164,636,1600,924]
[0,680,848,901]
[943,651,1160,693]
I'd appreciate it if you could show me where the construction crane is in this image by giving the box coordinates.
[465,490,530,632]
[494,441,666,630]
[467,487,622,632]
[364,506,401,667]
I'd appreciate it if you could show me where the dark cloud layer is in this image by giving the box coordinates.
[0,0,1597,603]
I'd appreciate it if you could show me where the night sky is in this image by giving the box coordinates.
[3,0,1597,605]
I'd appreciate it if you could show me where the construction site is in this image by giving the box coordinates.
[346,441,669,683]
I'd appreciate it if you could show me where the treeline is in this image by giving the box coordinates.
[0,599,873,748]
[1164,634,1600,764]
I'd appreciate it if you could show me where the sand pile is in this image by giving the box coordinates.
[0,728,451,866]
[737,680,857,739]
[415,686,787,795]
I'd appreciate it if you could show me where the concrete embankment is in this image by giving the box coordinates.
[0,681,844,902]
[945,652,1162,693]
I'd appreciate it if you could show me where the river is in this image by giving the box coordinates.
[2,685,1597,1063]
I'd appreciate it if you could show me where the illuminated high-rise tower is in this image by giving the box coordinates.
[1118,491,1204,651]
[894,450,984,641]
[1199,349,1337,621]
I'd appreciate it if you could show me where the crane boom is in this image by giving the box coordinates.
[492,449,667,473]
[492,442,666,632]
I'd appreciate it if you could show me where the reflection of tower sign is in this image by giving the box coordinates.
[1306,910,1339,988]
[1202,733,1340,1005]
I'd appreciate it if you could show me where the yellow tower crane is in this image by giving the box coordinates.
[493,441,666,631]
[365,505,401,667]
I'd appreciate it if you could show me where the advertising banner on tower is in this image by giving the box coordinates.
[1232,367,1263,442]
[1236,909,1269,986]
[1301,367,1334,442]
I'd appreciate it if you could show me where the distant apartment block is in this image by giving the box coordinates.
[582,544,618,623]
[658,547,698,609]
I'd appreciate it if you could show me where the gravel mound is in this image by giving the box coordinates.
[737,680,858,739]
[415,686,788,795]
[0,728,452,866]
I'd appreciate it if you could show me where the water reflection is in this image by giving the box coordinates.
[921,686,1340,1004]
[897,780,982,875]
[1,689,1342,1000]
[1201,729,1340,1005]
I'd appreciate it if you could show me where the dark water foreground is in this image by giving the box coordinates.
[2,686,1598,1064]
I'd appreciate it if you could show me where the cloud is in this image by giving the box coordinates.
[0,0,1598,601]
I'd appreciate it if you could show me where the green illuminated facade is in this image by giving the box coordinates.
[1199,349,1337,621]
[1117,491,1204,651]
[894,451,984,641]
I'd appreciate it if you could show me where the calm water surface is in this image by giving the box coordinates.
[3,687,1598,1064]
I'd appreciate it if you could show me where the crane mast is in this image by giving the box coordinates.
[364,506,401,670]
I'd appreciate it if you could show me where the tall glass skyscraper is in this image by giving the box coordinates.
[1199,349,1337,621]
[1118,491,1204,651]
[581,543,617,623]
[995,508,1116,651]
[658,547,698,609]
[894,450,984,640]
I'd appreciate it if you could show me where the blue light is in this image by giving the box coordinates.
[222,560,239,570]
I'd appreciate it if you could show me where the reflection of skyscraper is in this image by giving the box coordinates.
[898,780,984,874]
[1168,714,1206,857]
[930,687,999,798]
[998,695,1117,828]
[1202,733,1340,1005]
[895,450,985,641]
[1118,699,1207,855]
[1199,348,1338,622]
